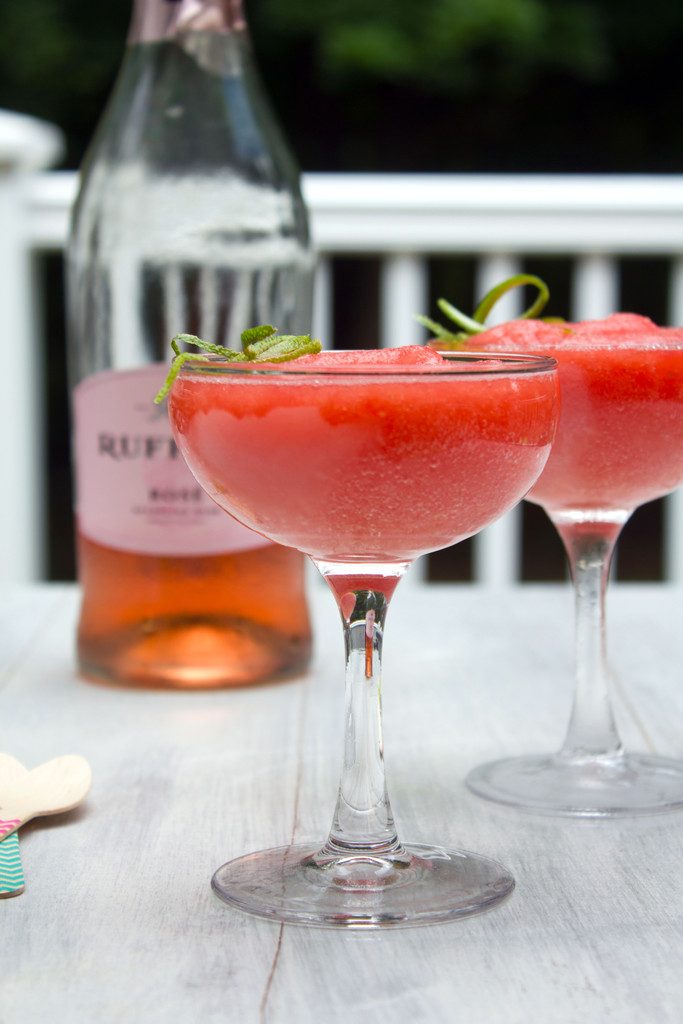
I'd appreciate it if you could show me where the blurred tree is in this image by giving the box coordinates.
[0,0,682,170]
[0,0,129,166]
[1,0,682,172]
[249,0,683,171]
[256,0,608,90]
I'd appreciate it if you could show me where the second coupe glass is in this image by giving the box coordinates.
[466,316,683,816]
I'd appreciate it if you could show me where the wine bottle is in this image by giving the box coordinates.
[66,0,314,689]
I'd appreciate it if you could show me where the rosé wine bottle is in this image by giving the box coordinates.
[66,0,313,689]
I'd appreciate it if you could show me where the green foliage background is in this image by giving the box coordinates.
[1,0,682,172]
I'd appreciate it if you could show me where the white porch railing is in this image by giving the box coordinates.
[3,110,683,584]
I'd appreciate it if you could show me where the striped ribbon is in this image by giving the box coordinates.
[0,831,25,897]
[0,817,21,839]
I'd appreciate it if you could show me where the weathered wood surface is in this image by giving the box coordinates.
[1,583,682,1023]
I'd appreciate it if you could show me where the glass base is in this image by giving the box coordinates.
[466,752,683,817]
[211,842,515,928]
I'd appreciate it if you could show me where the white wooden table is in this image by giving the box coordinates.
[2,583,682,1023]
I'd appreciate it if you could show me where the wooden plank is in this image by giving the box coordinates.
[1,588,303,1020]
[1,584,682,1023]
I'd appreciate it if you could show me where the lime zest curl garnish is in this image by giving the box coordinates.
[246,335,322,362]
[153,350,210,404]
[472,274,549,324]
[240,324,278,348]
[416,273,562,348]
[170,332,247,360]
[153,326,322,403]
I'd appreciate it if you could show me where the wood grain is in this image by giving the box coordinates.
[1,583,681,1023]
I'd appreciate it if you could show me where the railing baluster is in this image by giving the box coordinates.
[380,254,428,348]
[475,254,523,323]
[198,265,219,343]
[663,257,683,582]
[472,256,524,586]
[0,112,61,582]
[378,254,429,583]
[110,257,143,367]
[571,255,622,578]
[313,257,333,348]
[667,256,683,326]
[0,203,45,579]
[571,255,619,319]
[664,490,683,584]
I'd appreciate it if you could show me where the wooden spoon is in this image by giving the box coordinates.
[0,753,92,840]
[0,753,91,898]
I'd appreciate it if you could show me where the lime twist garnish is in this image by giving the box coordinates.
[153,325,322,403]
[415,273,563,348]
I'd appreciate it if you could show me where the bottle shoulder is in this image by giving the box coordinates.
[77,37,302,191]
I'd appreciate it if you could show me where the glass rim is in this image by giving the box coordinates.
[174,350,558,379]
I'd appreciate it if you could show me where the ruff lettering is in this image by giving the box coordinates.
[97,434,180,460]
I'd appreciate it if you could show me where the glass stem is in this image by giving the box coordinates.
[552,516,628,762]
[313,561,409,860]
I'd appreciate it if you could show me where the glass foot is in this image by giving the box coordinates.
[466,752,683,817]
[211,842,514,928]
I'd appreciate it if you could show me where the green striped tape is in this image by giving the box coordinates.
[0,831,25,897]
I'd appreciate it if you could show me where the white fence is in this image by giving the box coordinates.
[3,110,683,584]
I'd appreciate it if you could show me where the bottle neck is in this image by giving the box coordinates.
[129,0,246,44]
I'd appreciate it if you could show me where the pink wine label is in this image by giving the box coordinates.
[73,365,269,557]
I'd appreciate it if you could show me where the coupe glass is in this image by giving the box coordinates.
[467,330,683,816]
[168,350,558,927]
